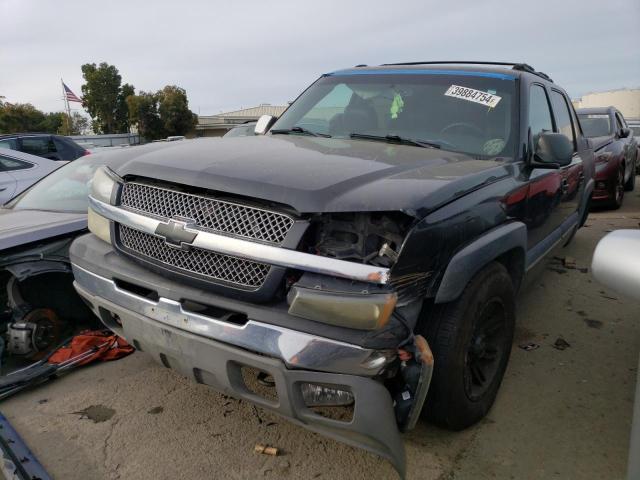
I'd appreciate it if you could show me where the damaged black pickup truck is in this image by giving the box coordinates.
[70,62,594,476]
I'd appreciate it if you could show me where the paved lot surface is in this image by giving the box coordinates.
[3,186,640,480]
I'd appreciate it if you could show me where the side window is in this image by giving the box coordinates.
[528,85,553,145]
[0,139,18,150]
[20,137,57,156]
[0,155,33,171]
[53,138,73,159]
[550,90,576,149]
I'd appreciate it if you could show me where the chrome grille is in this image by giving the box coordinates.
[120,182,294,245]
[119,225,270,289]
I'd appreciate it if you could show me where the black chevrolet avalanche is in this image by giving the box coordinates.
[70,62,594,477]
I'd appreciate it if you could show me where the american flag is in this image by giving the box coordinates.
[63,82,82,103]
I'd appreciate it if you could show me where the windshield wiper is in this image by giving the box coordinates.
[270,126,331,138]
[349,133,441,149]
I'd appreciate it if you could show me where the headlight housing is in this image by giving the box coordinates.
[88,166,120,244]
[90,166,119,204]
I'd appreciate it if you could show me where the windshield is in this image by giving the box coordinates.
[272,71,517,158]
[8,156,100,213]
[578,114,612,137]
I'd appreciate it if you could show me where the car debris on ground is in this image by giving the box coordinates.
[254,444,279,456]
[0,411,51,480]
[0,330,133,400]
[553,338,571,351]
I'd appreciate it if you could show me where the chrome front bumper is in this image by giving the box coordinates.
[72,264,392,377]
[71,263,406,477]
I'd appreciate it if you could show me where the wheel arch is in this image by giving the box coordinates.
[434,222,527,304]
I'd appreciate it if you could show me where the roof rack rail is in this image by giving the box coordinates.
[381,61,553,82]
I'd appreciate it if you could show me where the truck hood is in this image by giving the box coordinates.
[115,136,512,217]
[0,209,87,252]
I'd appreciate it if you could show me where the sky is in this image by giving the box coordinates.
[1,0,639,116]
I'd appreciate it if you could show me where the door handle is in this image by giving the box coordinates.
[0,188,6,192]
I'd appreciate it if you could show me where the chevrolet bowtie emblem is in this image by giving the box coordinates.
[155,218,198,249]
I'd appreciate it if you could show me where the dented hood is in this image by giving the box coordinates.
[114,136,511,217]
[0,209,86,252]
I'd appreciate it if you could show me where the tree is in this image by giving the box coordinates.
[41,112,66,134]
[158,85,197,137]
[116,83,135,133]
[81,62,134,134]
[68,112,90,135]
[126,91,164,140]
[0,102,47,133]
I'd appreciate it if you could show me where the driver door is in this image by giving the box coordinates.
[524,84,565,250]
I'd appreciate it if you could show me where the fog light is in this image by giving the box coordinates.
[301,383,354,407]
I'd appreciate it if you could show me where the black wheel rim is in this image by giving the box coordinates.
[464,298,506,401]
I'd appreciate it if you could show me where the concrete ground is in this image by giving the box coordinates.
[3,187,640,480]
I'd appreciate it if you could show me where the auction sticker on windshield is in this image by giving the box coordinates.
[445,85,501,108]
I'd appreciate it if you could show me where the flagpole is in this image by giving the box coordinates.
[61,79,71,135]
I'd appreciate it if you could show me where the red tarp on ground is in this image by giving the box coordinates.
[48,330,134,366]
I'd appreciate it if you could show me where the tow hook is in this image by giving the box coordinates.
[393,335,434,431]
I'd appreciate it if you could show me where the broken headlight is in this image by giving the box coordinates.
[88,166,120,244]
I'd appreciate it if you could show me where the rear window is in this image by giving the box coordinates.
[578,114,612,138]
[21,137,57,156]
[0,155,32,171]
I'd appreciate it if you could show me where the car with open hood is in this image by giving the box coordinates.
[70,61,594,477]
[0,143,177,360]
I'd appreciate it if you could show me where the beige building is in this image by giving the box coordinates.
[196,104,288,137]
[572,88,640,120]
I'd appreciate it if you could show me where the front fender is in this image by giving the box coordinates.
[434,222,527,304]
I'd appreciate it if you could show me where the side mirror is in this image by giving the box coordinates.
[531,132,573,169]
[254,115,277,135]
[619,127,631,139]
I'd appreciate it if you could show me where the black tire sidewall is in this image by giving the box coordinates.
[423,262,515,430]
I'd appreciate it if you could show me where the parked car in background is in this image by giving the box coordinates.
[0,142,178,359]
[71,61,594,476]
[0,148,62,204]
[223,121,257,138]
[628,120,640,174]
[0,133,90,161]
[577,107,638,209]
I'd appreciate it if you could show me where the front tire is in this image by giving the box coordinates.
[420,262,515,430]
[609,165,625,209]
